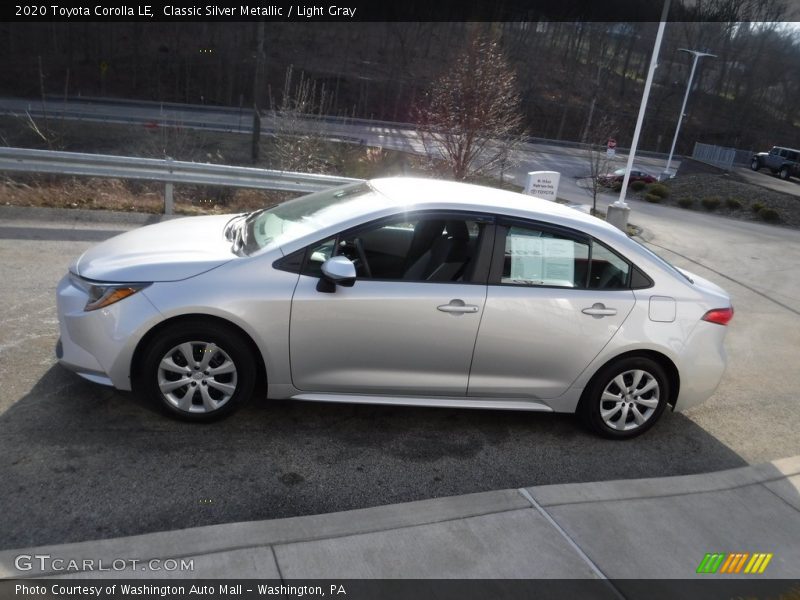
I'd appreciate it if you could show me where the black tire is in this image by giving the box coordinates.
[779,166,790,181]
[579,356,669,440]
[136,320,256,422]
[750,158,760,171]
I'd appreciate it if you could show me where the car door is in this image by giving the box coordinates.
[289,213,494,396]
[468,220,637,400]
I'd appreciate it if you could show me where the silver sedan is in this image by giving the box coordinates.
[55,178,733,438]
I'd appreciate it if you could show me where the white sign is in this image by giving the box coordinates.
[524,171,560,202]
[606,148,616,158]
[506,233,576,287]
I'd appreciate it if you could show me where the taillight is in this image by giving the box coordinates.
[702,306,734,326]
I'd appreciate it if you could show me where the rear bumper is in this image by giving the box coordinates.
[673,320,728,412]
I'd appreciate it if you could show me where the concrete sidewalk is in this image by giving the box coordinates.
[1,457,798,581]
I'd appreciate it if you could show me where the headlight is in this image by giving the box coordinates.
[70,274,151,312]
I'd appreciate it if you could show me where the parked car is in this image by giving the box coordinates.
[56,178,733,439]
[601,168,657,186]
[750,146,800,181]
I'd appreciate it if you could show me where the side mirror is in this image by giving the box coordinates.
[318,255,356,292]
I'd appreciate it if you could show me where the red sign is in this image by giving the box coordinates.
[607,138,617,149]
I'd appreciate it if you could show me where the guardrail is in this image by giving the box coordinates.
[0,147,361,214]
[14,96,679,160]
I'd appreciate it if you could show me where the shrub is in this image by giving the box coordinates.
[611,182,622,192]
[644,193,661,203]
[677,197,694,208]
[758,207,780,223]
[648,183,669,198]
[725,198,743,210]
[701,197,721,211]
[629,180,646,191]
[752,202,765,213]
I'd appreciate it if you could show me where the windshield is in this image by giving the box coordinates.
[240,182,373,255]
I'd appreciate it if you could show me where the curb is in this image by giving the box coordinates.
[1,456,798,579]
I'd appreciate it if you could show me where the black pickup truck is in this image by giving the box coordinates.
[750,146,800,181]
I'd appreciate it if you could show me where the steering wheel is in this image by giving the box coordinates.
[353,237,372,278]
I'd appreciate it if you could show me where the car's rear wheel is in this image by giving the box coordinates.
[137,321,256,422]
[580,356,669,439]
[750,158,760,171]
[779,166,790,180]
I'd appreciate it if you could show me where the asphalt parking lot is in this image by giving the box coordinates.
[1,205,799,550]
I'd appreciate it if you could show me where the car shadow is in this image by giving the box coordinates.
[0,365,748,550]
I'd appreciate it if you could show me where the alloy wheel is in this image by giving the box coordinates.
[599,369,660,432]
[157,341,238,414]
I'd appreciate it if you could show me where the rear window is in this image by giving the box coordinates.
[632,239,693,284]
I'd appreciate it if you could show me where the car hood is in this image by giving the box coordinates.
[72,214,239,282]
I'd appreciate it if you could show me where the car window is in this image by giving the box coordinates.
[588,242,631,289]
[500,225,590,288]
[302,237,337,278]
[303,216,486,283]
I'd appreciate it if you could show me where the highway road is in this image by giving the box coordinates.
[0,95,683,205]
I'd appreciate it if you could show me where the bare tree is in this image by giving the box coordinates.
[583,145,615,217]
[269,65,333,173]
[581,116,620,216]
[415,34,525,180]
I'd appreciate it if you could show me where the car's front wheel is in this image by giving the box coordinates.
[579,356,669,439]
[750,158,760,171]
[137,321,256,421]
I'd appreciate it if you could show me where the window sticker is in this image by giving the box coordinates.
[508,235,544,283]
[542,238,575,285]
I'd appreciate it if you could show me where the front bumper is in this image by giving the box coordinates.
[55,274,162,390]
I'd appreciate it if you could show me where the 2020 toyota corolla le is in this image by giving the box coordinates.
[55,178,733,438]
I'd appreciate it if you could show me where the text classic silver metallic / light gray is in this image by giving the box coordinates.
[55,178,733,438]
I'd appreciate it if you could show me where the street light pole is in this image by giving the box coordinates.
[663,49,716,178]
[607,0,670,231]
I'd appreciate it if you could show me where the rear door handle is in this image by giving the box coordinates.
[582,303,618,317]
[437,299,479,314]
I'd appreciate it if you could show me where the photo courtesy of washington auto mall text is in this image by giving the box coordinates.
[11,582,348,598]
[15,4,358,18]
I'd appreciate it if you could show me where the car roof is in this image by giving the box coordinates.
[367,177,621,237]
[772,146,800,153]
[269,176,686,287]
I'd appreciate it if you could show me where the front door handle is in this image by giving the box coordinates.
[437,299,479,314]
[582,303,618,317]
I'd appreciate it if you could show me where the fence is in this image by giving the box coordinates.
[0,147,361,214]
[692,142,754,170]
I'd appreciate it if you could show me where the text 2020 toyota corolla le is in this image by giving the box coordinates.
[56,178,733,438]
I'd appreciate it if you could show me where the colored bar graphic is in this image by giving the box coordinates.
[744,553,774,574]
[697,553,726,574]
[697,552,772,575]
[720,554,736,573]
[696,553,714,573]
[758,554,773,573]
[734,553,750,573]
